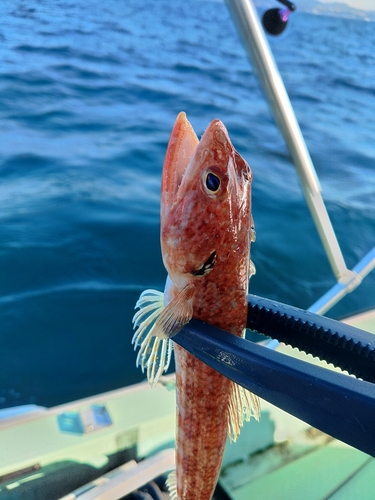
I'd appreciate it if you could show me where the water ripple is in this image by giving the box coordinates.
[0,281,146,306]
[0,0,374,406]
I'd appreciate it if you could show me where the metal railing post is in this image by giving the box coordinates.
[225,0,357,285]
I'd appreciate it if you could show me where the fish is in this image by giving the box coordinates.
[132,112,260,500]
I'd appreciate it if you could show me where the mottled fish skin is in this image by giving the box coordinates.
[161,113,254,500]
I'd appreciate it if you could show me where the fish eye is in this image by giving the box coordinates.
[205,172,221,192]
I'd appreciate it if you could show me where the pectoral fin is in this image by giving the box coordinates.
[132,289,172,387]
[153,283,195,340]
[132,284,194,387]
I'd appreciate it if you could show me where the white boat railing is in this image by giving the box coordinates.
[309,245,375,315]
[225,0,375,315]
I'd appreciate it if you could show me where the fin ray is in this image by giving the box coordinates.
[132,288,173,387]
[249,258,256,278]
[132,284,194,387]
[132,308,163,347]
[166,470,177,500]
[228,382,260,442]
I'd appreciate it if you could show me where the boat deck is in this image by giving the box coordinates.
[219,403,375,500]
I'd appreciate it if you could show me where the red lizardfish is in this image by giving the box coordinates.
[132,112,260,500]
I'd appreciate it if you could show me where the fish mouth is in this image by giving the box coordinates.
[161,112,199,220]
[191,251,216,276]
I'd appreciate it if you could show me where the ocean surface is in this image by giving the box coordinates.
[0,1,374,409]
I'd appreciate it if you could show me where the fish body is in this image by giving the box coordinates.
[133,113,259,500]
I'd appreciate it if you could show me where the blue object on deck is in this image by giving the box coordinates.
[172,297,375,458]
[57,405,112,435]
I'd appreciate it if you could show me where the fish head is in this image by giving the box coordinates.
[161,112,252,291]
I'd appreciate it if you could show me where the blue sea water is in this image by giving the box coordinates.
[0,1,374,409]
